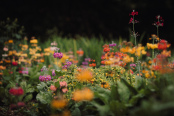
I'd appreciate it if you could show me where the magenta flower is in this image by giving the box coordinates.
[52,70,56,76]
[39,75,51,82]
[53,52,63,59]
[129,10,138,16]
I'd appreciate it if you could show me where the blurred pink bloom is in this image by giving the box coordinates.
[62,88,68,93]
[59,81,67,88]
[50,85,57,91]
[3,47,8,51]
[50,47,58,51]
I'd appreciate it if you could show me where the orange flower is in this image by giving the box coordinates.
[0,66,6,70]
[76,49,84,56]
[89,63,96,67]
[76,69,93,82]
[73,88,94,102]
[51,99,67,109]
[101,82,110,88]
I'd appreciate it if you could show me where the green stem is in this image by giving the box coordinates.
[152,38,155,59]
[157,26,159,38]
[133,15,136,46]
[133,15,135,32]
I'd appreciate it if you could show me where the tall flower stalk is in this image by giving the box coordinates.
[152,15,164,59]
[129,10,139,46]
[153,15,164,38]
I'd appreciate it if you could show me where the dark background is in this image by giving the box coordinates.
[0,0,173,44]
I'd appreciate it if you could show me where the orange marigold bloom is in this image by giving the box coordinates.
[8,40,13,43]
[51,99,67,109]
[73,88,94,102]
[76,69,93,82]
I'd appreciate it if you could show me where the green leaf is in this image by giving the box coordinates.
[37,82,47,90]
[2,76,10,80]
[94,92,109,105]
[121,78,138,95]
[71,107,81,116]
[55,81,60,88]
[3,69,10,76]
[36,92,47,104]
[36,91,52,104]
[117,81,130,102]
[110,100,126,116]
[26,88,35,93]
[91,101,110,116]
[24,94,33,102]
[55,70,64,77]
[111,85,120,101]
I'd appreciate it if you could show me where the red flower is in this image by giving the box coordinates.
[103,47,110,52]
[17,102,25,107]
[101,61,105,64]
[19,70,22,74]
[9,71,13,74]
[12,62,18,66]
[10,104,17,109]
[9,87,24,96]
[129,17,133,23]
[129,10,138,16]
[158,39,167,50]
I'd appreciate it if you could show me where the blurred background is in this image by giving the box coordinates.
[0,0,173,44]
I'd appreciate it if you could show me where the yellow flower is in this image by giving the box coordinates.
[73,88,94,102]
[141,50,147,55]
[60,54,69,63]
[22,45,28,51]
[128,48,136,54]
[161,50,171,57]
[101,82,110,88]
[123,55,131,63]
[148,60,152,64]
[44,47,51,52]
[51,99,67,109]
[76,69,93,82]
[21,54,28,57]
[30,39,38,44]
[8,40,13,43]
[105,60,112,65]
[44,53,50,56]
[145,72,150,78]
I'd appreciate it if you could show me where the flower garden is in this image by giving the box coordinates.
[0,10,174,116]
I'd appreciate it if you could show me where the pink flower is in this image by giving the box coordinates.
[3,47,8,51]
[62,88,68,93]
[59,81,67,88]
[50,85,57,91]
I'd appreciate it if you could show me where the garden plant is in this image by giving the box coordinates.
[0,10,174,116]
